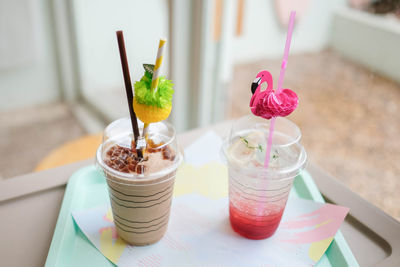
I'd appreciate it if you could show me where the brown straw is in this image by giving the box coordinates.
[116,31,142,157]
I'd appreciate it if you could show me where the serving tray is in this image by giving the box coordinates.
[45,165,358,266]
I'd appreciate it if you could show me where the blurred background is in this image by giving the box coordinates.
[0,0,399,220]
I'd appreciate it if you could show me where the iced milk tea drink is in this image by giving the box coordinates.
[96,118,182,245]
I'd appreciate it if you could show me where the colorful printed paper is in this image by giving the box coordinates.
[72,194,348,267]
[71,131,349,266]
[183,131,224,167]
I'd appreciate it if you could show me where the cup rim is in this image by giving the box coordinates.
[104,118,177,149]
[236,115,301,148]
[221,115,307,178]
[96,145,183,184]
[96,119,182,184]
[222,142,307,178]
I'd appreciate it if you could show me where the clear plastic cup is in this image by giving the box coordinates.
[96,118,182,245]
[221,115,307,239]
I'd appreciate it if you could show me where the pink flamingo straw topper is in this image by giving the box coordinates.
[249,11,298,168]
[250,71,298,120]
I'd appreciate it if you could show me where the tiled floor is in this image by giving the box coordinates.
[227,50,400,221]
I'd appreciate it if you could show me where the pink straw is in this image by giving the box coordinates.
[264,11,296,168]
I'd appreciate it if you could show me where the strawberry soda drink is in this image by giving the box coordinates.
[223,11,306,239]
[222,116,306,239]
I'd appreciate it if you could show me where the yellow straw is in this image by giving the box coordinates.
[142,38,167,140]
[151,38,167,94]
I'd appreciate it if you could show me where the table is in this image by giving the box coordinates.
[1,121,399,267]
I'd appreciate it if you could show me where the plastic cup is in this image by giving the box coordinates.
[96,118,182,246]
[222,115,306,239]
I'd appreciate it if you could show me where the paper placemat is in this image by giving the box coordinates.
[73,193,348,267]
[71,131,349,266]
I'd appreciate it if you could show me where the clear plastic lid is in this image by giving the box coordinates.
[221,115,307,179]
[96,118,182,183]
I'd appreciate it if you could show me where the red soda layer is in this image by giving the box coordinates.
[229,201,284,240]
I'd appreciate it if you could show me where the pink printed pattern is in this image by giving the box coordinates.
[99,209,118,239]
[137,254,162,267]
[250,70,298,119]
[99,226,119,239]
[164,233,190,251]
[279,204,349,243]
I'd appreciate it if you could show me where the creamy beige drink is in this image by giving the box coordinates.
[110,34,178,245]
[96,118,181,246]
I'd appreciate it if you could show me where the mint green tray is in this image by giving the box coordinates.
[45,165,358,266]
